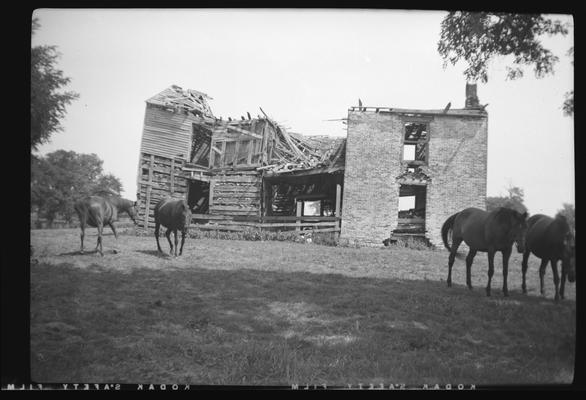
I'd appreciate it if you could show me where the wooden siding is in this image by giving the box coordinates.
[209,170,262,217]
[139,104,196,160]
[136,152,188,230]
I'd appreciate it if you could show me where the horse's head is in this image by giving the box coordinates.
[562,231,576,283]
[181,200,192,228]
[126,200,139,225]
[513,211,529,254]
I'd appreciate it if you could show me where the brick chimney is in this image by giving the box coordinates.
[465,83,480,109]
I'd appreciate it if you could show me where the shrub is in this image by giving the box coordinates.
[387,236,434,251]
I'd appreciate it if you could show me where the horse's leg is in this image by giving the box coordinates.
[551,259,560,301]
[465,249,477,290]
[179,229,186,256]
[560,266,567,300]
[173,230,178,257]
[155,222,163,253]
[501,247,512,297]
[109,222,118,239]
[521,249,531,294]
[539,258,548,296]
[96,223,104,256]
[447,237,463,288]
[486,249,496,297]
[165,228,173,255]
[79,221,86,254]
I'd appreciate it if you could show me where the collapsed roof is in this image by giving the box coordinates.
[149,85,346,176]
[146,85,215,118]
[259,114,346,175]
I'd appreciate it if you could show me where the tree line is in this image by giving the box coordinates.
[31,17,123,225]
[31,151,123,225]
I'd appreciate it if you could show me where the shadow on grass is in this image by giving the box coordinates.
[30,261,576,386]
[57,249,119,256]
[135,249,172,259]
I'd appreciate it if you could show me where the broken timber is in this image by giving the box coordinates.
[136,85,346,237]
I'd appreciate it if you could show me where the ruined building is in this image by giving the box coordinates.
[136,85,345,235]
[340,84,488,246]
[136,84,487,247]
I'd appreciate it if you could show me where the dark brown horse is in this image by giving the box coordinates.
[154,197,191,257]
[442,207,528,296]
[521,214,575,301]
[74,195,138,256]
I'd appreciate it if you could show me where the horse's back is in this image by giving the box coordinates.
[154,197,190,229]
[454,208,489,250]
[526,214,566,260]
[75,196,115,226]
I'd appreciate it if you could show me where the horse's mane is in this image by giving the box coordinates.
[493,207,526,219]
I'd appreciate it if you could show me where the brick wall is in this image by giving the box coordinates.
[426,116,488,246]
[340,111,403,246]
[341,110,487,247]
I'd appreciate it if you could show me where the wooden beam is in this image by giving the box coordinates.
[220,141,226,167]
[144,154,154,229]
[170,158,175,194]
[226,124,263,140]
[208,179,215,211]
[335,183,342,218]
[296,201,302,231]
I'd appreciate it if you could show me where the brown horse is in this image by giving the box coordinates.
[521,214,575,301]
[74,195,138,256]
[154,197,191,257]
[441,207,528,297]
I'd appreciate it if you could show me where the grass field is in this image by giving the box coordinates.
[30,228,576,387]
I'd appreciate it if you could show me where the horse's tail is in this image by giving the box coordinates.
[441,212,459,252]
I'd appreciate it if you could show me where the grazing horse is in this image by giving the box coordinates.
[521,214,575,301]
[74,195,138,256]
[441,207,528,296]
[154,197,191,257]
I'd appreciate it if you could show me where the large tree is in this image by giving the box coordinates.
[438,12,572,115]
[31,17,79,151]
[486,186,528,214]
[31,150,123,224]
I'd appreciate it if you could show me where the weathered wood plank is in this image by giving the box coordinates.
[260,222,337,228]
[214,175,260,183]
[210,205,259,212]
[190,225,257,232]
[261,216,340,222]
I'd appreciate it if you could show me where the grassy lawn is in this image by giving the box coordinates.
[30,229,576,386]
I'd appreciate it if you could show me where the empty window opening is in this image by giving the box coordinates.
[187,180,210,214]
[396,184,426,234]
[302,200,321,216]
[403,122,429,166]
[398,195,416,212]
[223,141,237,166]
[403,144,416,161]
[190,124,212,166]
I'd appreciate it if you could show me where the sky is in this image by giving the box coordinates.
[31,9,574,217]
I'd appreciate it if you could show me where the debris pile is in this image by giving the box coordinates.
[155,85,215,118]
[259,112,346,174]
[396,166,431,183]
